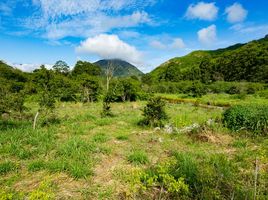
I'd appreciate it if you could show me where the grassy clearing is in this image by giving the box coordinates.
[158,93,268,107]
[0,97,268,199]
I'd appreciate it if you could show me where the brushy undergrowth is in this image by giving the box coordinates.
[124,151,267,199]
[223,105,268,135]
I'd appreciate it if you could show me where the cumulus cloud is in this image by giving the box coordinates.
[75,34,143,65]
[198,25,217,45]
[150,38,185,50]
[225,3,248,23]
[185,2,218,21]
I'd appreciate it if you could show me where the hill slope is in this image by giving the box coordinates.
[94,59,143,77]
[0,61,27,82]
[150,35,268,83]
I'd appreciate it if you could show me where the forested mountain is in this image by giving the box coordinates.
[150,35,268,83]
[95,59,143,77]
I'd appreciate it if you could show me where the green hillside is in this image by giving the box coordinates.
[0,61,27,82]
[150,35,268,83]
[95,59,144,77]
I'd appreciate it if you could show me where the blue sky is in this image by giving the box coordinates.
[0,0,267,72]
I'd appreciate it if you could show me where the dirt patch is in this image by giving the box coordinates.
[194,130,233,145]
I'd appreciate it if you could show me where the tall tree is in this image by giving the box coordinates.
[52,60,70,75]
[72,61,102,76]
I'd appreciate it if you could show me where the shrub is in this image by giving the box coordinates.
[101,93,114,117]
[136,152,241,199]
[227,85,242,94]
[258,89,268,99]
[187,81,207,97]
[223,105,268,135]
[139,96,168,127]
[127,150,149,165]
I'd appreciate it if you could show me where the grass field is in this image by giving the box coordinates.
[0,97,268,199]
[157,93,268,107]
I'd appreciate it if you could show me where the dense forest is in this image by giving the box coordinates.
[150,35,268,83]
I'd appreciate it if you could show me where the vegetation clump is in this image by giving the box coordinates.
[223,105,268,135]
[127,150,149,165]
[129,152,261,199]
[139,96,168,127]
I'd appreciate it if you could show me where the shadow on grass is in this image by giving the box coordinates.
[0,120,32,131]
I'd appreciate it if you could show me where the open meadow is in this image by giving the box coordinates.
[1,5,268,199]
[1,94,268,199]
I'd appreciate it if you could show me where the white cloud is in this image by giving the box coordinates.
[118,31,141,39]
[9,62,53,72]
[75,34,143,65]
[150,38,185,50]
[41,11,151,40]
[185,2,218,21]
[225,3,248,23]
[198,25,217,45]
[171,38,185,49]
[230,23,268,39]
[24,0,155,40]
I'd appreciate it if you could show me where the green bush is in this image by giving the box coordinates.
[187,81,207,97]
[135,152,254,199]
[139,96,168,127]
[223,105,268,135]
[227,85,242,94]
[258,89,268,99]
[209,82,265,94]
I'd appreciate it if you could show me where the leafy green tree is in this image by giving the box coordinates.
[51,73,79,102]
[77,74,101,103]
[187,81,207,97]
[52,60,70,75]
[141,74,153,85]
[33,65,56,112]
[0,78,26,119]
[199,57,213,83]
[72,61,102,76]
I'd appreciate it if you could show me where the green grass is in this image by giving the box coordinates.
[127,150,149,165]
[0,98,267,199]
[0,161,18,175]
[158,93,268,107]
[92,133,109,143]
[116,135,129,141]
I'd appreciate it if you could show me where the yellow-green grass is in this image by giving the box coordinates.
[157,93,268,107]
[0,101,267,199]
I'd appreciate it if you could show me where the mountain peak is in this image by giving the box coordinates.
[94,59,143,77]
